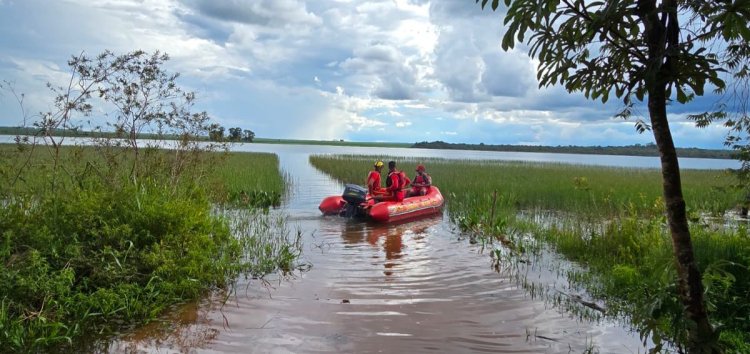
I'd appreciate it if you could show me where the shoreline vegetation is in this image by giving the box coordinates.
[0,51,305,353]
[0,142,300,352]
[310,154,750,353]
[1,126,733,158]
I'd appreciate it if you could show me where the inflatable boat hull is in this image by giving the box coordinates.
[319,186,444,223]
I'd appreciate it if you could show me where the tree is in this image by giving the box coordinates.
[228,127,242,141]
[208,123,225,141]
[41,50,217,181]
[243,129,255,142]
[476,0,749,352]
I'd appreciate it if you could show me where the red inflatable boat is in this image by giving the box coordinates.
[319,184,444,223]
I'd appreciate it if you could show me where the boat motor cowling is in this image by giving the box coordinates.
[342,184,368,205]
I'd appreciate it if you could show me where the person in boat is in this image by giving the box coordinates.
[367,160,387,197]
[408,164,432,197]
[378,160,410,202]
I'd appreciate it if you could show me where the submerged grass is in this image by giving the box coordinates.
[0,143,298,352]
[310,154,750,353]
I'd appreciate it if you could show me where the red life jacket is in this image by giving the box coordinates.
[414,173,429,185]
[386,170,406,190]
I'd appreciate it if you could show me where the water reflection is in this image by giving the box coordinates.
[337,216,442,279]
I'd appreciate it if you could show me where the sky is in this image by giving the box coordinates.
[0,0,734,148]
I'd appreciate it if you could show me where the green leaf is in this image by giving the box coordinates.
[676,87,688,104]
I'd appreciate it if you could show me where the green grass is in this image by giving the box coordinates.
[310,154,749,353]
[309,154,737,216]
[0,144,285,208]
[0,143,298,352]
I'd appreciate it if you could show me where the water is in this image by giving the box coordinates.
[104,144,651,353]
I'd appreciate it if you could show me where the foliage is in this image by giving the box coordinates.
[35,50,219,181]
[243,129,255,142]
[208,124,225,141]
[0,177,233,351]
[476,0,743,107]
[227,127,255,142]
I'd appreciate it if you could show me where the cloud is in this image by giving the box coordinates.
[181,0,321,27]
[0,0,732,149]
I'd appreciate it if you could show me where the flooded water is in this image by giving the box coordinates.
[105,147,650,353]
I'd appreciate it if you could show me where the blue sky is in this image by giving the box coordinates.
[0,0,732,148]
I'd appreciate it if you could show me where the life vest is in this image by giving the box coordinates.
[386,170,406,189]
[414,173,429,185]
[367,170,381,191]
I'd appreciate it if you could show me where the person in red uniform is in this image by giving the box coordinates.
[367,160,386,197]
[379,160,409,202]
[408,164,431,197]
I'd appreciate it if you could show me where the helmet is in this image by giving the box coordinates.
[374,161,384,168]
[416,164,425,172]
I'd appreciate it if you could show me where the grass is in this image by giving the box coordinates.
[0,144,285,208]
[309,154,737,216]
[0,142,299,352]
[310,154,750,353]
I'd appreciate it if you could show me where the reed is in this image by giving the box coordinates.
[309,154,737,216]
[0,144,285,207]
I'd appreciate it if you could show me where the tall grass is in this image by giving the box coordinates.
[0,144,285,207]
[309,154,737,216]
[210,152,286,208]
[310,154,750,353]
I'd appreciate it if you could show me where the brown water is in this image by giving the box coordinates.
[107,150,647,353]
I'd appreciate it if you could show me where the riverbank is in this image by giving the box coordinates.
[310,155,750,353]
[0,143,300,352]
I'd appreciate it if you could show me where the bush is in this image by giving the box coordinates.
[0,179,239,352]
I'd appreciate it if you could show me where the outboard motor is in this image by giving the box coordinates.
[341,184,368,217]
[342,184,367,204]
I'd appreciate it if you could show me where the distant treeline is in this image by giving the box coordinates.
[0,126,192,140]
[0,125,256,142]
[412,140,735,160]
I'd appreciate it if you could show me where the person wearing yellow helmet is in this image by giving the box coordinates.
[367,160,386,196]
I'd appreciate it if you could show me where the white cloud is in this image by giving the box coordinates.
[0,0,730,148]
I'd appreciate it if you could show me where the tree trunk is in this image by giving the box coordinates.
[639,0,718,351]
[648,88,718,354]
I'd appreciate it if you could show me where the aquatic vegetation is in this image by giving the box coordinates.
[310,154,750,353]
[0,144,297,352]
